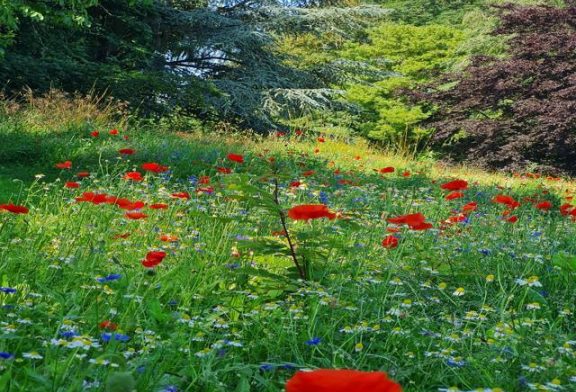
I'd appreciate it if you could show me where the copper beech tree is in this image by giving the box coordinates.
[416,2,576,175]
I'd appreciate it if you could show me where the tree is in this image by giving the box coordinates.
[417,3,576,175]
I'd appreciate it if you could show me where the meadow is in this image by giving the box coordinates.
[1,98,575,391]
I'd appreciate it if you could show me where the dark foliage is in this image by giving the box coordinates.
[417,3,576,175]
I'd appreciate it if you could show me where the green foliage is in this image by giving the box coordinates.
[341,23,464,149]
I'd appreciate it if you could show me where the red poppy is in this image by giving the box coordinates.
[446,214,467,223]
[302,170,315,177]
[196,187,214,194]
[65,181,80,189]
[149,203,169,210]
[119,148,135,155]
[402,171,411,177]
[125,211,147,219]
[171,192,190,200]
[160,234,179,242]
[115,199,145,211]
[379,167,395,174]
[535,201,552,210]
[462,202,477,213]
[560,203,574,216]
[77,171,90,178]
[387,213,432,230]
[142,250,166,268]
[440,179,468,191]
[382,235,399,249]
[295,129,303,136]
[90,130,99,137]
[142,162,169,173]
[109,129,119,135]
[317,137,325,143]
[99,320,118,331]
[227,153,244,163]
[493,195,520,209]
[505,215,518,223]
[290,181,301,188]
[445,191,464,201]
[0,204,29,214]
[276,131,286,137]
[124,172,143,181]
[199,176,210,185]
[55,161,72,170]
[271,230,287,237]
[288,204,336,221]
[409,221,433,230]
[76,192,108,204]
[354,156,361,160]
[285,369,402,392]
[217,167,232,174]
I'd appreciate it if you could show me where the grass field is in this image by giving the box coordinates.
[1,99,576,391]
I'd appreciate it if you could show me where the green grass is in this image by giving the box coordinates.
[1,112,576,391]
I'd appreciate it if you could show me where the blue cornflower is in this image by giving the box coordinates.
[60,330,79,339]
[319,191,329,205]
[446,357,466,367]
[0,287,16,294]
[479,248,491,256]
[162,386,178,392]
[101,333,130,343]
[0,352,13,359]
[259,363,275,371]
[188,175,198,185]
[96,274,122,283]
[305,337,321,346]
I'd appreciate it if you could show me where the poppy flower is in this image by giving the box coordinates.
[505,215,518,223]
[285,369,402,392]
[379,167,395,174]
[462,202,477,213]
[77,171,90,178]
[115,199,145,211]
[149,203,169,210]
[125,211,147,220]
[99,320,118,331]
[217,167,232,174]
[560,203,573,216]
[382,235,399,249]
[535,201,552,210]
[493,194,520,209]
[295,129,303,136]
[440,179,468,191]
[142,251,166,268]
[196,187,214,194]
[119,148,135,155]
[317,137,325,143]
[90,131,99,137]
[276,131,286,137]
[445,191,464,201]
[387,213,432,231]
[199,176,210,185]
[171,192,190,200]
[227,153,244,163]
[55,161,72,170]
[446,214,467,223]
[290,181,302,188]
[65,181,80,189]
[124,172,143,181]
[0,204,29,214]
[288,204,336,221]
[402,171,411,177]
[302,170,315,177]
[160,234,178,242]
[76,192,108,204]
[142,162,169,173]
[109,129,119,135]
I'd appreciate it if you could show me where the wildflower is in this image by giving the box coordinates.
[387,213,432,230]
[453,287,465,296]
[77,171,90,178]
[142,162,169,173]
[536,201,552,210]
[22,351,43,359]
[125,211,147,219]
[101,333,130,343]
[149,203,168,210]
[305,337,321,346]
[486,274,495,283]
[285,369,402,392]
[99,320,118,331]
[217,167,232,174]
[288,205,336,221]
[109,129,119,135]
[96,274,122,283]
[124,172,143,181]
[441,180,468,191]
[493,195,520,209]
[171,192,190,200]
[0,204,29,214]
[0,287,17,294]
[118,148,135,155]
[379,167,395,174]
[382,235,399,249]
[142,251,167,268]
[317,137,325,143]
[445,192,464,200]
[354,343,364,352]
[0,352,13,359]
[227,153,244,163]
[462,202,478,213]
[55,161,72,169]
[90,131,99,137]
